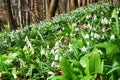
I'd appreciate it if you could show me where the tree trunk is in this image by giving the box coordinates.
[78,0,82,7]
[70,0,76,10]
[4,0,18,30]
[18,0,23,27]
[46,0,59,20]
[0,19,4,31]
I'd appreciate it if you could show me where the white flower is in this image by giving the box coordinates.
[91,32,94,37]
[101,18,108,25]
[81,46,87,52]
[84,34,89,39]
[101,35,105,39]
[62,28,65,30]
[87,42,90,46]
[86,15,91,19]
[87,23,92,29]
[93,28,96,31]
[93,15,97,20]
[41,49,45,55]
[117,11,119,14]
[55,41,60,49]
[47,45,49,49]
[5,59,11,63]
[69,43,73,52]
[70,33,73,37]
[13,74,17,79]
[72,23,77,27]
[51,61,55,67]
[75,28,79,31]
[110,34,115,39]
[54,54,59,61]
[48,71,54,75]
[102,28,106,32]
[66,33,68,36]
[94,33,100,39]
[50,49,55,54]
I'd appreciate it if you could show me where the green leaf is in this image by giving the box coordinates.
[95,40,119,61]
[69,60,85,75]
[60,57,76,80]
[52,76,66,80]
[89,48,101,74]
[80,54,90,75]
[107,67,120,75]
[80,75,93,80]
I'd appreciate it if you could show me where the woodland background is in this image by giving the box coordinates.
[0,0,119,30]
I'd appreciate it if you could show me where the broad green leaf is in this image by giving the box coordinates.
[52,76,66,80]
[80,54,90,75]
[60,57,76,80]
[95,40,119,62]
[112,8,117,18]
[80,75,93,80]
[69,60,85,75]
[89,48,101,74]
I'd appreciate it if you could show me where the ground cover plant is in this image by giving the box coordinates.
[0,2,120,80]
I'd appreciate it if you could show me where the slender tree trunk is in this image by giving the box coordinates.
[78,0,82,7]
[67,0,70,12]
[46,0,59,20]
[43,0,46,18]
[0,19,4,31]
[18,0,23,27]
[70,0,76,10]
[4,0,17,30]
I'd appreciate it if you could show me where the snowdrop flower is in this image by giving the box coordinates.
[66,33,68,36]
[101,18,108,25]
[54,54,59,61]
[41,49,45,55]
[13,74,17,79]
[50,49,55,54]
[51,61,55,67]
[87,42,90,46]
[72,23,77,27]
[75,28,79,31]
[81,46,87,52]
[70,33,73,37]
[93,28,96,31]
[84,34,89,39]
[86,15,91,19]
[102,28,106,32]
[91,32,94,37]
[87,23,92,29]
[110,34,115,39]
[93,15,97,20]
[94,33,100,39]
[48,71,54,75]
[5,59,11,63]
[117,11,119,14]
[55,41,60,49]
[69,43,73,52]
[62,28,65,30]
[58,30,62,33]
[47,45,49,49]
[101,35,105,39]
[119,17,120,20]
